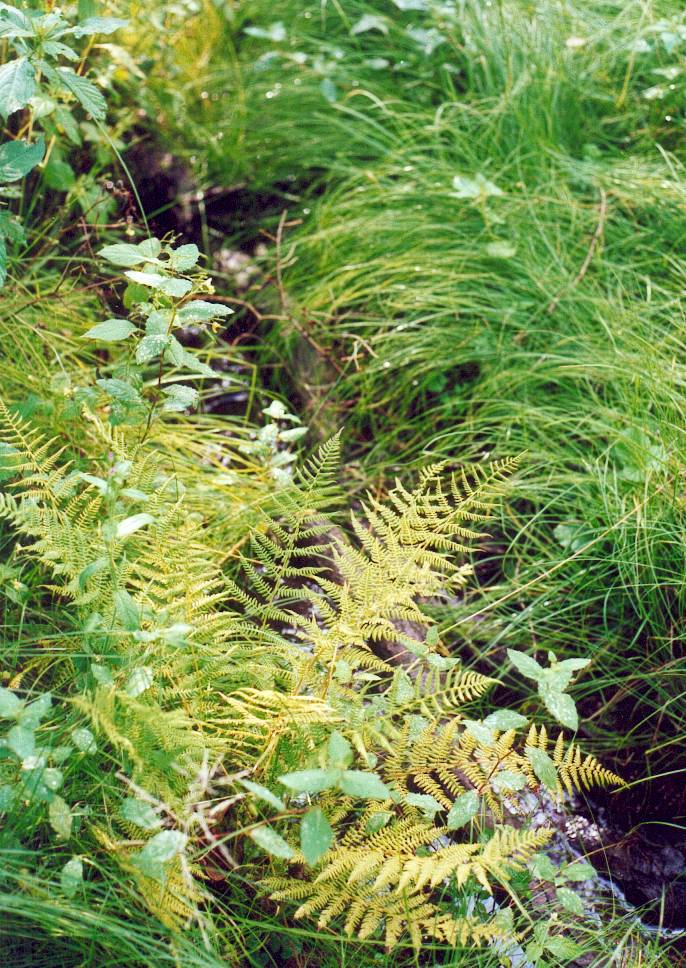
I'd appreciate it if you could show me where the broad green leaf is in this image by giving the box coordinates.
[167,243,200,270]
[84,318,136,341]
[99,243,150,267]
[116,513,154,538]
[562,861,595,882]
[125,271,192,298]
[177,300,234,324]
[244,22,286,41]
[0,7,34,38]
[249,824,294,859]
[71,727,97,754]
[447,789,479,829]
[96,378,143,404]
[49,795,73,838]
[78,557,108,590]
[556,886,584,916]
[507,649,543,680]
[125,667,153,698]
[0,58,36,118]
[55,68,106,120]
[7,724,35,759]
[122,797,162,830]
[69,17,127,37]
[300,807,333,865]
[133,829,187,880]
[483,709,528,731]
[540,687,578,731]
[351,14,388,35]
[328,730,353,768]
[365,810,392,834]
[60,857,83,897]
[463,720,495,746]
[526,746,558,791]
[114,588,141,631]
[339,770,391,800]
[166,336,214,376]
[545,936,584,960]
[406,792,443,818]
[485,241,516,258]
[19,692,51,728]
[491,769,527,794]
[161,384,198,412]
[239,779,285,811]
[278,768,337,795]
[0,784,15,811]
[451,172,503,199]
[0,686,22,718]
[529,853,557,881]
[43,768,64,791]
[136,333,170,363]
[556,658,591,673]
[0,138,45,183]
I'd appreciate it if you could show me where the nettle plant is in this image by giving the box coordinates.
[0,3,125,283]
[85,237,233,429]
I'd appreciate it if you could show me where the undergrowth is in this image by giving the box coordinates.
[1,1,684,966]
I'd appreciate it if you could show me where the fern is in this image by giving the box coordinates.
[0,407,621,951]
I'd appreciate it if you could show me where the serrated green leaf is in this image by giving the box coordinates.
[526,746,558,791]
[84,318,136,341]
[562,861,595,882]
[7,724,35,758]
[96,378,142,404]
[545,936,584,959]
[122,797,162,830]
[167,243,200,270]
[125,271,192,298]
[49,795,72,838]
[177,300,233,324]
[0,687,22,719]
[166,336,214,376]
[300,807,333,865]
[249,824,294,859]
[69,16,127,37]
[540,687,578,731]
[0,138,45,183]
[463,720,495,746]
[492,769,527,794]
[60,857,83,897]
[135,333,170,363]
[18,692,51,729]
[530,852,557,881]
[0,58,36,118]
[114,588,141,631]
[55,67,106,120]
[125,667,153,698]
[99,243,150,267]
[556,886,584,916]
[483,709,528,731]
[71,727,96,753]
[278,768,337,795]
[507,649,543,679]
[339,770,391,799]
[328,730,353,769]
[447,789,479,829]
[161,384,199,412]
[406,792,444,817]
[239,779,285,811]
[132,829,186,880]
[116,513,154,538]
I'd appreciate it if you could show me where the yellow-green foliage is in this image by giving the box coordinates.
[0,404,621,950]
